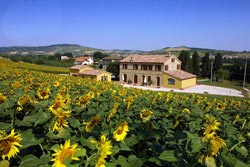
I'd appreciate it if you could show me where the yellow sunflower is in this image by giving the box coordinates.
[51,140,80,167]
[113,121,129,142]
[0,93,7,104]
[37,87,50,100]
[0,129,22,160]
[83,116,101,132]
[52,110,71,132]
[182,108,191,113]
[53,81,60,87]
[49,95,66,112]
[95,134,112,167]
[140,109,153,122]
[107,103,119,122]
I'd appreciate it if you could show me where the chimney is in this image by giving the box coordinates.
[130,56,133,62]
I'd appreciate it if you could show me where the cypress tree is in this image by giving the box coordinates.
[192,51,200,76]
[201,52,210,78]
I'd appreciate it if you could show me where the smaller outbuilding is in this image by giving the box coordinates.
[163,70,197,89]
[69,65,112,82]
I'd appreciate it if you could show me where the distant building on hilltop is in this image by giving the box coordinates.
[74,56,94,65]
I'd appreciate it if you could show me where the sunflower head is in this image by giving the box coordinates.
[95,134,112,167]
[37,87,50,100]
[113,121,129,141]
[0,129,22,160]
[0,93,7,104]
[83,116,101,132]
[140,109,153,122]
[51,140,80,167]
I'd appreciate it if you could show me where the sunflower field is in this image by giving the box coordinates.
[0,57,250,167]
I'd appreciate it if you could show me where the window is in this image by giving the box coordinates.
[141,65,147,70]
[155,65,161,71]
[133,64,138,70]
[123,74,127,82]
[147,76,151,83]
[148,65,152,71]
[177,64,181,69]
[165,65,168,71]
[101,76,107,81]
[168,78,175,85]
[171,58,175,62]
[123,64,127,69]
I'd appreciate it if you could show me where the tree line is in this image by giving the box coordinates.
[178,50,250,83]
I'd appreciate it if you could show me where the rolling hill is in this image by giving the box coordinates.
[0,44,249,58]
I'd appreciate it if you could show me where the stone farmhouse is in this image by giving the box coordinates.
[119,53,197,89]
[69,65,112,82]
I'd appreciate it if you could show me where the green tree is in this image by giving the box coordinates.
[201,52,210,78]
[179,50,190,72]
[192,51,200,76]
[216,68,230,82]
[93,52,108,60]
[214,52,223,81]
[214,52,223,73]
[106,62,119,80]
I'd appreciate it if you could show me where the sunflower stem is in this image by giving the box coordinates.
[39,144,45,154]
[85,154,96,167]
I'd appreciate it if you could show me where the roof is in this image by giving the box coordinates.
[75,56,90,62]
[70,65,89,70]
[119,55,170,63]
[103,56,122,60]
[164,70,197,80]
[79,69,110,76]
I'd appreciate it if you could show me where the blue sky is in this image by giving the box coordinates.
[0,0,249,51]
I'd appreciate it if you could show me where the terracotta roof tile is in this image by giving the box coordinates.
[79,69,105,76]
[75,56,90,62]
[164,70,197,80]
[70,65,88,70]
[119,55,169,63]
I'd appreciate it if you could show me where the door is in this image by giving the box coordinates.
[157,77,160,86]
[134,75,138,84]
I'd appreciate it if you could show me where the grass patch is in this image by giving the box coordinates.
[197,79,249,91]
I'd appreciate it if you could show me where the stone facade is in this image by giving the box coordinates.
[119,53,196,88]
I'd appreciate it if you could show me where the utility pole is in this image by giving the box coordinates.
[210,60,213,83]
[243,58,247,88]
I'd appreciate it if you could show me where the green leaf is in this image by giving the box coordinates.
[68,118,81,128]
[79,137,96,149]
[128,155,143,167]
[20,154,50,167]
[235,146,248,157]
[111,145,120,156]
[148,157,162,166]
[159,150,179,162]
[34,111,51,127]
[119,142,131,151]
[186,132,204,153]
[46,128,70,139]
[49,144,60,150]
[0,160,10,167]
[221,151,249,167]
[74,148,86,157]
[116,155,129,166]
[0,122,11,130]
[21,129,44,148]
